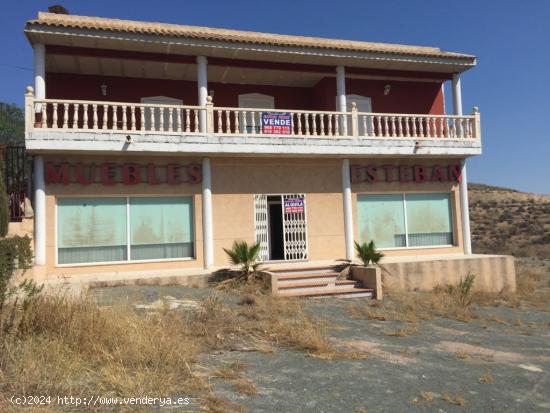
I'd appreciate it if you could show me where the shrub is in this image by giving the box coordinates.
[0,235,38,334]
[447,274,476,307]
[354,240,384,266]
[223,240,262,280]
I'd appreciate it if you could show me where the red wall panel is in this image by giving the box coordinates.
[46,72,444,114]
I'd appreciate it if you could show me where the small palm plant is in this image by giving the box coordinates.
[223,241,262,280]
[354,240,384,266]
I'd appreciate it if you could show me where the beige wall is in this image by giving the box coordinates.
[40,155,465,279]
[210,158,346,266]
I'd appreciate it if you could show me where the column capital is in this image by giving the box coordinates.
[33,43,45,52]
[196,55,208,65]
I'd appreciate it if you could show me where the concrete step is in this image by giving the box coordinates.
[278,279,358,293]
[276,272,340,282]
[268,266,339,276]
[277,286,374,298]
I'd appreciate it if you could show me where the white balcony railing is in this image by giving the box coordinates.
[25,89,480,140]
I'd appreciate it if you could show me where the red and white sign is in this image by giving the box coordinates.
[284,197,304,213]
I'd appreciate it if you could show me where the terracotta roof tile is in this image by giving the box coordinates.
[26,12,475,61]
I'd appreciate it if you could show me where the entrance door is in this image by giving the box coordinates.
[254,193,308,261]
[267,197,285,260]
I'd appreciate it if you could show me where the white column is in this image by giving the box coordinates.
[202,158,214,269]
[451,74,462,116]
[453,74,472,254]
[34,44,46,100]
[33,156,46,265]
[196,56,208,133]
[459,159,472,255]
[336,65,347,112]
[342,159,354,261]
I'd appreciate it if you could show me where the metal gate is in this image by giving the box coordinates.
[254,193,308,262]
[1,146,27,222]
[253,194,270,261]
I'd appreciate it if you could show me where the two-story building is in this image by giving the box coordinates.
[22,10,516,295]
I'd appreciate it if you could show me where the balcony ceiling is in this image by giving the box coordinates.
[46,54,327,87]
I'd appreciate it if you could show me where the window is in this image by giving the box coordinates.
[57,197,194,264]
[141,96,183,131]
[357,193,453,249]
[130,197,194,260]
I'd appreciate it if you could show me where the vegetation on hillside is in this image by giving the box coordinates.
[469,183,550,259]
[0,103,24,146]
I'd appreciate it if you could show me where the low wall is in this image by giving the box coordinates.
[351,266,383,299]
[380,254,516,293]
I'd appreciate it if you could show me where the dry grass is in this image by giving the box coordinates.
[442,392,466,406]
[420,391,435,402]
[213,362,249,380]
[473,261,550,311]
[0,287,359,410]
[384,325,418,337]
[231,378,257,396]
[479,374,495,383]
[0,294,206,405]
[349,259,549,328]
[348,286,476,324]
[213,362,257,396]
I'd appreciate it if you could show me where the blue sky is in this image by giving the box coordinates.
[1,0,548,194]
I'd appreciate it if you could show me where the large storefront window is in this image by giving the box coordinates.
[130,197,194,260]
[357,193,453,249]
[57,197,194,264]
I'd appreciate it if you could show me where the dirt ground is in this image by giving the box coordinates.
[93,264,550,413]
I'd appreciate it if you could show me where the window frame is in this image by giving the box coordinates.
[356,191,457,251]
[55,195,196,267]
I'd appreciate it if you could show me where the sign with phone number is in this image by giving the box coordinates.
[261,112,292,135]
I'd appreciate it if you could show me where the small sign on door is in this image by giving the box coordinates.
[284,197,304,214]
[261,112,292,135]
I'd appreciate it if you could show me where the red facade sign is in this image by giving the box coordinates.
[45,162,202,186]
[350,164,462,184]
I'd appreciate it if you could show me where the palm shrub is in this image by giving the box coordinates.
[223,241,262,280]
[354,240,384,266]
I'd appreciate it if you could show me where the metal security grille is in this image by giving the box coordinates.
[1,146,27,222]
[282,194,308,261]
[254,193,308,262]
[253,194,269,262]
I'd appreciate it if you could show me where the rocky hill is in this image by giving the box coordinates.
[469,183,549,259]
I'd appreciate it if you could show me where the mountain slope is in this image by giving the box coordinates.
[469,183,549,259]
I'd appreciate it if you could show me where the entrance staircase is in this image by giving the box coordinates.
[269,265,374,298]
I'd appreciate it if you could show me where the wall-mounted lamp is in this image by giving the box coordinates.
[209,89,215,98]
[384,84,391,96]
[100,82,108,97]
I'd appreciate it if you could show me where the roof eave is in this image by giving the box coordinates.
[24,24,477,73]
